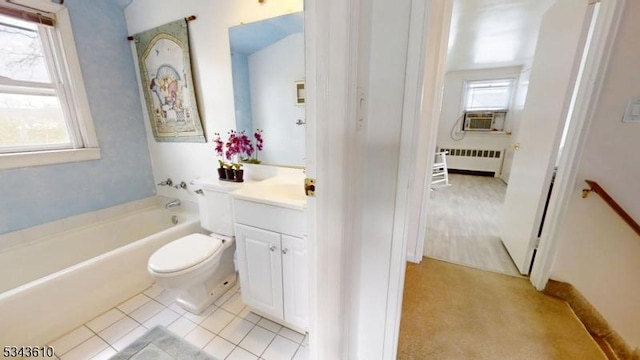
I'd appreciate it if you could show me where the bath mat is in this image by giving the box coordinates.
[109,326,218,360]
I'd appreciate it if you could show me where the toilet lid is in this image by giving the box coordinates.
[149,234,223,273]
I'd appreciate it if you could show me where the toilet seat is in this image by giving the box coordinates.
[149,234,223,274]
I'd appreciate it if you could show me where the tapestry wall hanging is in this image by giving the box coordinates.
[132,18,205,143]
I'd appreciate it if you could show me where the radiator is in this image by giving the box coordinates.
[439,147,505,176]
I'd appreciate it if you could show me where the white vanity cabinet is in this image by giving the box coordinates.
[233,198,308,331]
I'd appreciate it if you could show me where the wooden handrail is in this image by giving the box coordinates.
[582,180,640,237]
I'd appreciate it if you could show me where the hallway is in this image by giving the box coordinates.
[398,259,605,359]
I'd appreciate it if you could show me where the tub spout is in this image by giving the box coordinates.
[165,199,182,209]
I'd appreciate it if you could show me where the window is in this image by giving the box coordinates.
[460,78,515,132]
[0,0,99,169]
[463,78,515,111]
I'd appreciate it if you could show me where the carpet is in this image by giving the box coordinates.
[109,326,217,360]
[398,258,607,360]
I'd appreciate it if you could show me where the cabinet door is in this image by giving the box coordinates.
[235,224,284,319]
[281,234,309,329]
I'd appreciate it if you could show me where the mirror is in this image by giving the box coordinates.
[229,12,305,167]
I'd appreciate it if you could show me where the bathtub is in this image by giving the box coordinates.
[0,200,202,347]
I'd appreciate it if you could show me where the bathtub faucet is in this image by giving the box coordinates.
[165,199,182,209]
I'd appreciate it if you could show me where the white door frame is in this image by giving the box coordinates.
[405,0,453,262]
[304,0,361,358]
[530,0,625,289]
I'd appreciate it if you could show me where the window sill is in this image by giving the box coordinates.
[0,148,101,170]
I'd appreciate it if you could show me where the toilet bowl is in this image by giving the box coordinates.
[148,233,237,314]
[148,178,244,314]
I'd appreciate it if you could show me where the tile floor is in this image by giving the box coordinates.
[47,284,309,360]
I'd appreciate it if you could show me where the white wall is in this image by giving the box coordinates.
[249,33,305,166]
[124,0,303,200]
[437,67,521,157]
[353,0,412,357]
[550,0,640,349]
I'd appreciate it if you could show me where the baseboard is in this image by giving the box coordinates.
[448,169,495,177]
[544,280,640,360]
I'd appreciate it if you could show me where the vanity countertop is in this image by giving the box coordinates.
[230,176,307,210]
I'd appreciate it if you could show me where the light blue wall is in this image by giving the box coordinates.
[231,52,253,135]
[0,0,155,234]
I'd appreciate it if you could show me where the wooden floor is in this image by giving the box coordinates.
[424,174,520,276]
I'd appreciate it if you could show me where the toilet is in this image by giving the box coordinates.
[147,179,241,314]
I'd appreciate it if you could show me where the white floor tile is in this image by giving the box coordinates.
[239,326,276,357]
[128,299,164,323]
[86,308,125,333]
[257,318,282,334]
[49,325,94,356]
[219,317,255,345]
[221,292,246,314]
[117,293,152,314]
[155,290,178,306]
[98,317,139,345]
[112,326,147,351]
[214,288,237,306]
[143,308,180,329]
[168,302,188,315]
[167,317,198,337]
[238,307,262,324]
[143,284,164,299]
[262,335,299,360]
[278,328,305,344]
[202,336,235,359]
[60,336,108,360]
[182,303,218,324]
[227,346,259,360]
[292,345,309,360]
[201,308,235,334]
[184,326,215,349]
[89,346,117,360]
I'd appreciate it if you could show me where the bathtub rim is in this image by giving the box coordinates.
[0,204,200,299]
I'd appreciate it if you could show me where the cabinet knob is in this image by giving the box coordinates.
[282,248,289,254]
[269,244,276,252]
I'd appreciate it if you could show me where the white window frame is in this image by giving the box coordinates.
[0,0,100,170]
[462,77,515,112]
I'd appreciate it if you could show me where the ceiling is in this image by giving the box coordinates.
[446,0,555,71]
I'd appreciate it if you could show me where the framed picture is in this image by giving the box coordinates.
[133,18,205,143]
[295,81,305,105]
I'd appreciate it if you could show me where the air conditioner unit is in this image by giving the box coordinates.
[462,110,507,131]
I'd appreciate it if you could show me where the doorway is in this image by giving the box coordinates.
[422,0,553,276]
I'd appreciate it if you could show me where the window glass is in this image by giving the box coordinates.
[0,13,74,153]
[0,14,51,83]
[0,93,69,149]
[465,79,514,111]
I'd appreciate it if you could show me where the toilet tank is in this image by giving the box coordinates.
[193,179,245,236]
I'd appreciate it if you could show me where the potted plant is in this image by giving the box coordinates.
[224,130,247,182]
[214,129,265,182]
[213,133,228,180]
[241,129,264,164]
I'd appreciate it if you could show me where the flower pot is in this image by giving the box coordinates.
[217,167,227,180]
[234,169,244,182]
[225,168,235,180]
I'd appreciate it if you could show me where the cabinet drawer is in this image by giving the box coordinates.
[233,199,306,237]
